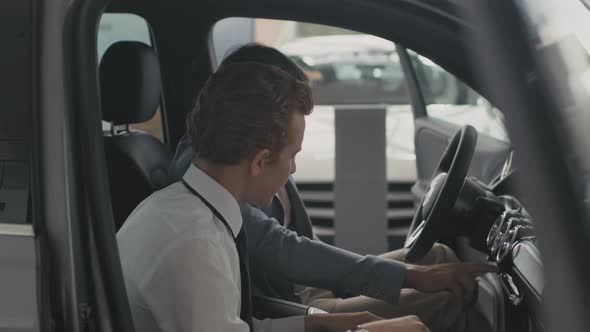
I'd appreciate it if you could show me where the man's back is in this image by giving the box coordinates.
[117,181,244,332]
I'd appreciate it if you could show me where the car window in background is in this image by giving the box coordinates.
[98,14,152,60]
[212,18,417,183]
[98,14,165,142]
[408,50,510,142]
[278,33,416,186]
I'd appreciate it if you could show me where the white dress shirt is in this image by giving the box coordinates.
[117,164,305,332]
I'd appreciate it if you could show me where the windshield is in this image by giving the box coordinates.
[516,0,590,206]
[280,35,409,105]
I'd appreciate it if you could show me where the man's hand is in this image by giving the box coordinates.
[304,312,430,332]
[304,311,382,332]
[404,262,497,303]
[359,315,430,332]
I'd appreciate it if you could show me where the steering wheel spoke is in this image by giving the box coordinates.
[405,219,426,248]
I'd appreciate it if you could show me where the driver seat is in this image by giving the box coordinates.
[100,41,172,229]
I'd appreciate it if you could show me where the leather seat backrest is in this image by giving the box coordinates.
[100,41,172,230]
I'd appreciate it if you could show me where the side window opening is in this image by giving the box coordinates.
[98,13,165,142]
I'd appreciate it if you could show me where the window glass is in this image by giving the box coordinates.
[98,14,152,59]
[98,14,165,142]
[409,50,509,142]
[212,19,416,182]
[281,35,409,105]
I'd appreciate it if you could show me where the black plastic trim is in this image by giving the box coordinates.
[69,0,135,330]
[397,44,427,118]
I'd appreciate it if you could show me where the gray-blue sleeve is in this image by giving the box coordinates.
[241,204,407,304]
[168,133,194,184]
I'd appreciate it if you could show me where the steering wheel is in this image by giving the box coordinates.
[404,125,478,263]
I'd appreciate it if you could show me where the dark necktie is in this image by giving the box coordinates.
[182,180,254,330]
[235,227,253,329]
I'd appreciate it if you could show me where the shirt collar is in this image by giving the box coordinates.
[183,163,242,237]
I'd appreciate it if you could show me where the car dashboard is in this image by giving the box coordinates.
[481,169,545,332]
[487,195,542,299]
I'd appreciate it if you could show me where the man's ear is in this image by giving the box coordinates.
[249,149,272,176]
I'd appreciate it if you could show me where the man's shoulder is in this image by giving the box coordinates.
[119,182,223,240]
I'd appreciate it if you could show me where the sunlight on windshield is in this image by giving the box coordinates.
[519,0,590,52]
[517,0,590,204]
[519,0,590,96]
[517,0,590,106]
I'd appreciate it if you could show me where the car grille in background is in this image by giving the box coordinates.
[295,182,415,250]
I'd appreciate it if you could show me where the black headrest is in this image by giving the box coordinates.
[100,41,161,125]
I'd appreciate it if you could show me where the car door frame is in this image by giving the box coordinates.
[35,0,137,330]
[0,1,53,331]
